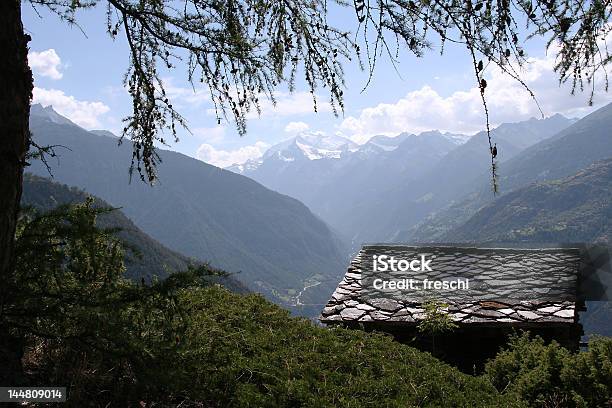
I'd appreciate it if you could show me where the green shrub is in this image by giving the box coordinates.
[11,202,609,407]
[418,299,458,356]
[484,332,612,407]
[170,286,520,407]
[11,202,216,403]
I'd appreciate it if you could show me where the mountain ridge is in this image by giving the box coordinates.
[322,114,573,245]
[406,103,612,243]
[21,173,248,293]
[27,105,348,315]
[229,128,475,246]
[443,158,612,244]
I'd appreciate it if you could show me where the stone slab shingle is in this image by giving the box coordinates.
[320,245,580,326]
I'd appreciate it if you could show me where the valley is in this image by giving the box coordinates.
[27,101,612,328]
[26,104,348,315]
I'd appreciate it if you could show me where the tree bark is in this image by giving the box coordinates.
[0,0,33,385]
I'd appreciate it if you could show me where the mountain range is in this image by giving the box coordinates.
[228,103,612,335]
[437,158,612,338]
[443,158,612,244]
[27,101,612,328]
[408,103,612,243]
[230,114,574,247]
[27,104,348,315]
[21,173,248,293]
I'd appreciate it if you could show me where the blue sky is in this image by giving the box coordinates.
[23,3,612,168]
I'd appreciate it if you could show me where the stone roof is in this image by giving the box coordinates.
[320,245,582,326]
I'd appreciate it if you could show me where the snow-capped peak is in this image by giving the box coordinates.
[260,132,357,162]
[227,128,471,173]
[294,140,341,160]
[226,158,263,174]
[295,132,357,152]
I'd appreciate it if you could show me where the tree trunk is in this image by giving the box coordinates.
[0,0,33,385]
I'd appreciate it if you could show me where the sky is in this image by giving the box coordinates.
[23,3,612,168]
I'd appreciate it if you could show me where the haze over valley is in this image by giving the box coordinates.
[27,102,612,323]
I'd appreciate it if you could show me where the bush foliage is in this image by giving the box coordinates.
[8,202,612,407]
[484,333,612,408]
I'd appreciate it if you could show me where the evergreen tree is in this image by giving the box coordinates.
[1,0,610,382]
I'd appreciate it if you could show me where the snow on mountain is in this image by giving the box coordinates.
[261,137,297,161]
[296,132,358,152]
[227,129,470,174]
[284,133,356,157]
[295,140,347,160]
[352,130,470,159]
[226,158,263,173]
[228,132,358,173]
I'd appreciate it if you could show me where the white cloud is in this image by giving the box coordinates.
[33,87,110,129]
[284,121,310,134]
[259,91,333,117]
[28,49,63,80]
[193,126,226,143]
[207,91,333,119]
[196,141,269,168]
[102,85,129,100]
[162,77,209,107]
[339,48,612,143]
